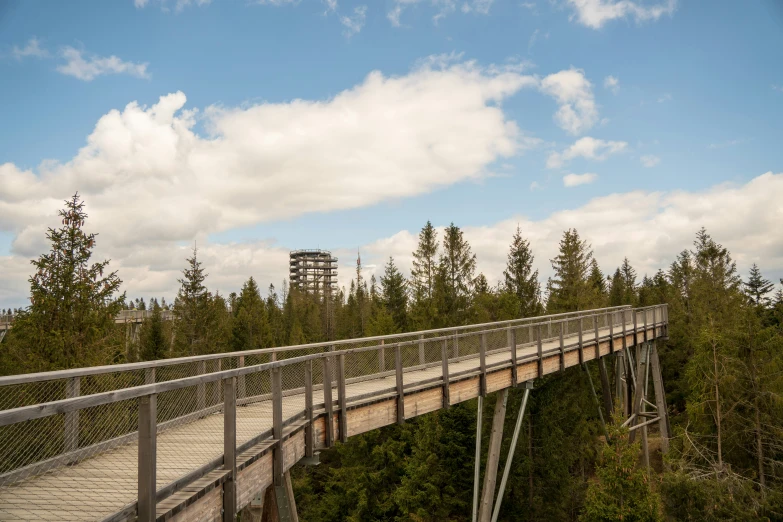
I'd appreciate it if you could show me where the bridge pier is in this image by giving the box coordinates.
[479,389,508,522]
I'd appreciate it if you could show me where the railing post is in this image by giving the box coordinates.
[441,339,450,408]
[418,334,426,366]
[378,339,385,372]
[633,310,639,347]
[593,314,600,359]
[305,360,314,458]
[212,359,222,405]
[223,377,237,522]
[454,330,460,359]
[622,310,628,352]
[337,353,347,443]
[578,317,584,365]
[479,333,487,396]
[197,360,206,411]
[65,377,80,453]
[395,345,404,425]
[536,324,543,378]
[559,323,565,372]
[509,328,518,386]
[271,367,283,486]
[322,355,334,448]
[643,308,648,344]
[144,368,155,385]
[138,394,157,522]
[237,356,246,400]
[608,312,614,354]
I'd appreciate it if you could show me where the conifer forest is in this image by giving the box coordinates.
[2,194,783,521]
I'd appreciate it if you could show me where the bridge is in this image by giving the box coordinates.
[0,304,669,521]
[0,310,175,345]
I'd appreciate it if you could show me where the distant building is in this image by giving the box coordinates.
[289,249,338,294]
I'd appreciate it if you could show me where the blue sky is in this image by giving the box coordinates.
[1,0,782,306]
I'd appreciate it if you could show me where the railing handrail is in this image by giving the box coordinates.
[0,305,634,387]
[0,305,667,428]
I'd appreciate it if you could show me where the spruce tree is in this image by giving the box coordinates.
[581,415,661,522]
[173,246,212,355]
[436,223,477,326]
[140,299,167,361]
[588,259,608,305]
[620,257,638,306]
[503,225,542,317]
[232,277,270,351]
[2,194,124,372]
[608,268,625,307]
[380,257,408,332]
[546,229,594,312]
[409,221,439,329]
[744,263,774,307]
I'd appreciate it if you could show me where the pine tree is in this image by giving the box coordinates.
[546,229,594,313]
[620,257,638,306]
[1,194,124,372]
[503,225,542,317]
[588,259,608,306]
[744,263,774,307]
[581,414,661,522]
[232,277,270,351]
[380,257,408,332]
[409,221,439,329]
[139,299,167,361]
[436,223,477,326]
[173,246,212,356]
[608,268,625,307]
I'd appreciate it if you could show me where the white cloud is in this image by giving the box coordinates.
[56,47,150,81]
[135,0,211,10]
[539,68,598,135]
[567,0,676,29]
[640,154,659,167]
[708,139,747,150]
[355,172,783,296]
[657,93,672,103]
[0,58,539,263]
[324,0,338,13]
[11,37,49,60]
[773,85,783,93]
[604,75,619,94]
[546,136,627,168]
[563,172,598,187]
[3,173,783,307]
[530,181,542,190]
[341,5,367,36]
[387,0,495,26]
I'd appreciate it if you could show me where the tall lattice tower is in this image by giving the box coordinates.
[289,249,338,294]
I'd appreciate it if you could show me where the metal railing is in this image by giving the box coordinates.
[0,304,667,521]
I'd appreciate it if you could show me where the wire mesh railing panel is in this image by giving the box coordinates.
[156,382,224,488]
[0,378,65,411]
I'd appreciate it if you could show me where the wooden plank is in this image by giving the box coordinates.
[64,377,80,454]
[395,346,404,425]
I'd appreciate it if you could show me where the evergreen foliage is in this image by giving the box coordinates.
[503,225,542,317]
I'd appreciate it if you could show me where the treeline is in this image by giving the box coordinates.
[3,194,783,520]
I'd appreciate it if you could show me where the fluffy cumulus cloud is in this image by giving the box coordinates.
[0,58,548,304]
[539,68,597,135]
[56,47,150,81]
[567,0,677,29]
[357,172,783,293]
[546,136,627,168]
[563,172,598,187]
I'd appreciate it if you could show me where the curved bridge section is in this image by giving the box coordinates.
[0,305,668,521]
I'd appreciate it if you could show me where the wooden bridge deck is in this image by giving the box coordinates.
[0,319,662,521]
